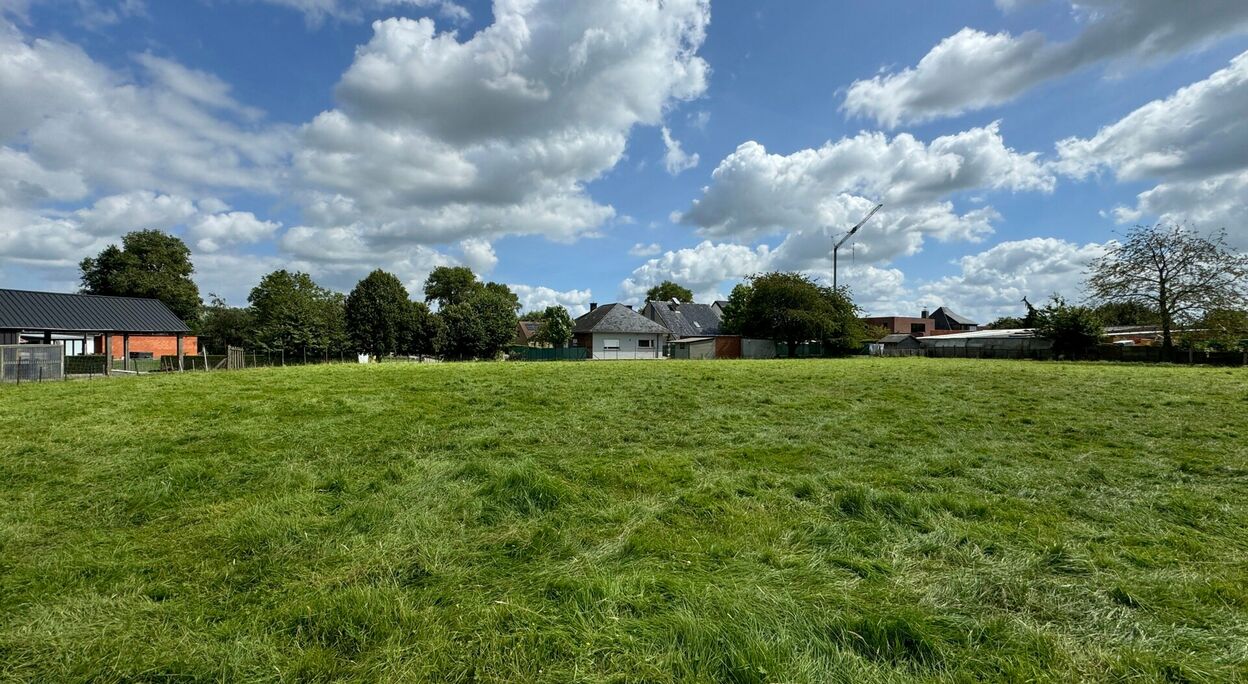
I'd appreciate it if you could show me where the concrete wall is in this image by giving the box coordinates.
[590,332,663,360]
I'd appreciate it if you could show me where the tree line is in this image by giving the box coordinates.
[79,231,547,360]
[78,222,1246,362]
[203,266,539,360]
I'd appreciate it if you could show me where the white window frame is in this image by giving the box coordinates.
[637,338,653,349]
[603,339,621,351]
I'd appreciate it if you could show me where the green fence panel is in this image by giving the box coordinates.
[508,346,588,361]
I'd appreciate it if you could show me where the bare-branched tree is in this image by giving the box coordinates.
[1087,224,1248,357]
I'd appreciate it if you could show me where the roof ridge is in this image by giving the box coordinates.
[0,287,175,304]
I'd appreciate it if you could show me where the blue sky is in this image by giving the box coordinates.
[2,0,1247,322]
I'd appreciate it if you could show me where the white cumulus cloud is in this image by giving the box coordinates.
[679,123,1052,271]
[291,0,710,265]
[844,1,1248,127]
[620,240,772,304]
[510,284,594,317]
[918,238,1108,323]
[660,126,699,175]
[188,211,281,253]
[1056,50,1248,247]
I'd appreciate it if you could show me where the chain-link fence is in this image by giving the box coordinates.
[158,348,426,371]
[1,344,65,383]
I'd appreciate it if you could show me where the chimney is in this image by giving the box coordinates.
[589,302,598,311]
[921,309,930,319]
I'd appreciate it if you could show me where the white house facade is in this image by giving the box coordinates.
[572,303,670,360]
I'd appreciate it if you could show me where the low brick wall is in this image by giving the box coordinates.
[97,335,198,359]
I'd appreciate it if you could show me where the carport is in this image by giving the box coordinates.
[0,288,193,374]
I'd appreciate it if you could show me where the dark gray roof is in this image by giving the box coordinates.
[933,306,978,326]
[643,301,723,337]
[573,303,670,334]
[879,333,916,344]
[0,288,191,334]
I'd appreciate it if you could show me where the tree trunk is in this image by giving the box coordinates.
[1158,280,1172,361]
[787,338,797,358]
[1161,316,1173,361]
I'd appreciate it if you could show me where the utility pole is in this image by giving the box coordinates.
[832,204,883,290]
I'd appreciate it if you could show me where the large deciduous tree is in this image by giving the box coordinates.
[248,270,345,355]
[435,287,520,360]
[534,306,574,347]
[198,294,253,354]
[346,269,413,356]
[1088,224,1248,356]
[1033,296,1104,359]
[404,301,440,356]
[423,266,480,308]
[720,272,864,357]
[80,230,202,322]
[645,280,694,303]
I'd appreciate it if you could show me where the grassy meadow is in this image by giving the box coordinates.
[1,358,1246,682]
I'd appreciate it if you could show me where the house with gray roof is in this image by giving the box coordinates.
[641,300,724,340]
[572,303,670,359]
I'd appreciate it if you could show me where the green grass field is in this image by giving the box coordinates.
[1,359,1246,682]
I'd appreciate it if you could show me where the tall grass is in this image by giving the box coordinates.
[1,358,1245,682]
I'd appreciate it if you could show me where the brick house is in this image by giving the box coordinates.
[864,316,936,337]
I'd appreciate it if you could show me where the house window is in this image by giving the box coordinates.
[911,323,926,335]
[638,338,653,349]
[603,339,620,351]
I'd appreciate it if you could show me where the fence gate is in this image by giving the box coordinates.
[1,344,65,383]
[227,346,246,370]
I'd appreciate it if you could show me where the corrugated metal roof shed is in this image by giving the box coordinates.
[0,288,191,333]
[879,333,918,344]
[919,328,1036,342]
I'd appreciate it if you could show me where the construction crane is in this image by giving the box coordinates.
[832,203,883,290]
